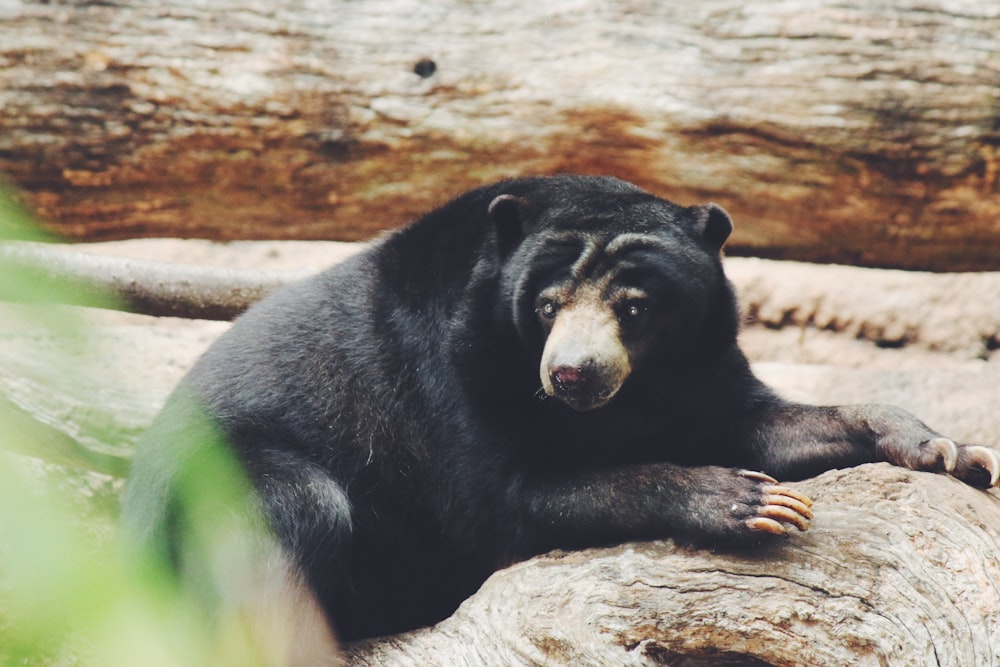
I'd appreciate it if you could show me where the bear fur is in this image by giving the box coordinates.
[122,175,1000,645]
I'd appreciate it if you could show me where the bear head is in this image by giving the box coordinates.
[489,176,738,412]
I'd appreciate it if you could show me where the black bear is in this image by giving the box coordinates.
[122,175,1000,649]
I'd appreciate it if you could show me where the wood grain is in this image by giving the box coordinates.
[2,1,999,269]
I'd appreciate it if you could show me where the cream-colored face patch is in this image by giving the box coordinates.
[605,232,676,257]
[568,237,602,280]
[538,282,632,411]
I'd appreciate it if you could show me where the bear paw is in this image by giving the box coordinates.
[677,468,814,548]
[951,443,1000,489]
[900,437,1000,489]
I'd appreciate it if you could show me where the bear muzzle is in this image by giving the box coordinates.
[547,361,616,411]
[539,304,631,412]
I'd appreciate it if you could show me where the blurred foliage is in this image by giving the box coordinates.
[0,181,286,665]
[0,181,116,312]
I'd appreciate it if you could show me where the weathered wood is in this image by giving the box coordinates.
[726,257,1000,359]
[349,465,1000,666]
[0,241,315,320]
[2,1,1000,270]
[4,310,1000,664]
[0,396,128,477]
[2,243,999,664]
[4,241,1000,359]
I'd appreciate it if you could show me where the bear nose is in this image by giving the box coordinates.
[550,361,594,395]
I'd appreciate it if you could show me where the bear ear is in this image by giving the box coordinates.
[488,194,527,258]
[689,203,733,250]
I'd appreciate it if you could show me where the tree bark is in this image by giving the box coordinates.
[2,1,1000,270]
[348,465,1000,666]
[0,241,315,320]
[4,240,1000,357]
[2,242,1000,664]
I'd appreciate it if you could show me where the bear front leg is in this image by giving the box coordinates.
[517,463,813,554]
[749,403,1000,489]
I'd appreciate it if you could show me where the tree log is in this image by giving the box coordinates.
[4,240,999,357]
[348,465,1000,666]
[2,1,1000,270]
[2,242,1000,663]
[0,241,315,320]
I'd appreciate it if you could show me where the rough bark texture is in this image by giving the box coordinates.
[5,241,1000,357]
[3,1,1000,270]
[2,241,999,664]
[348,465,1000,666]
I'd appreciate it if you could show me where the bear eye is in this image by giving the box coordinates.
[620,300,647,321]
[538,300,558,319]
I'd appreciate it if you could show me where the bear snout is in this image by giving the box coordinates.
[547,360,610,411]
[546,360,621,411]
[539,303,631,411]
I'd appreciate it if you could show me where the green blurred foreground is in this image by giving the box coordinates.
[0,185,289,666]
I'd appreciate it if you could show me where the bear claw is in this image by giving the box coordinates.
[763,484,813,509]
[738,469,779,485]
[763,490,814,519]
[746,517,789,536]
[742,480,814,536]
[929,437,959,472]
[965,445,1000,487]
[756,504,811,532]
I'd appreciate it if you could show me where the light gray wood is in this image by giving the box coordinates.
[2,240,999,664]
[348,464,1000,666]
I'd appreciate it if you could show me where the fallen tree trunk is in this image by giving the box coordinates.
[0,241,315,320]
[349,464,1000,666]
[2,240,998,478]
[5,240,998,357]
[4,310,999,663]
[2,1,1000,270]
[2,244,999,664]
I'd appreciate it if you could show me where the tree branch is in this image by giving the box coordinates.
[0,242,314,320]
[3,242,997,360]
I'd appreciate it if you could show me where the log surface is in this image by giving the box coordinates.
[2,1,1000,269]
[2,241,1000,664]
[349,466,1000,666]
